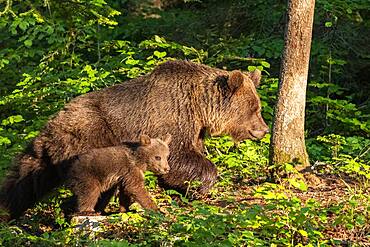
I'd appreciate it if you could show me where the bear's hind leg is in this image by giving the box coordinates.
[159,150,218,196]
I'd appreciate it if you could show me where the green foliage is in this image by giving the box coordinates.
[307,135,370,182]
[205,135,270,188]
[307,80,370,137]
[0,134,369,245]
[0,0,369,246]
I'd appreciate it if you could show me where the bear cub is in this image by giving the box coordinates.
[61,134,171,215]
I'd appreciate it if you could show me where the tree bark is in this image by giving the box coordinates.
[270,0,315,172]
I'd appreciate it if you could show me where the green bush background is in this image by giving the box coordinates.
[0,0,369,246]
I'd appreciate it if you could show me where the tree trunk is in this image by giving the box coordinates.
[270,0,315,172]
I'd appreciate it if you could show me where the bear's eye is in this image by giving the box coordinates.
[155,156,161,161]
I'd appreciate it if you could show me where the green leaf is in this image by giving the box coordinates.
[325,22,332,27]
[248,66,256,72]
[0,136,11,146]
[46,26,54,35]
[153,51,167,58]
[298,229,308,237]
[284,163,295,172]
[24,39,33,47]
[154,35,164,43]
[252,46,265,55]
[91,0,107,7]
[2,115,24,125]
[261,61,270,68]
[19,21,29,31]
[355,215,365,225]
[10,115,24,124]
[25,131,39,140]
[125,58,139,65]
[287,178,308,191]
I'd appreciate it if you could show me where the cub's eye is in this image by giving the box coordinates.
[155,156,161,161]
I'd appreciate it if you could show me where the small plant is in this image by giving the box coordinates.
[308,134,370,186]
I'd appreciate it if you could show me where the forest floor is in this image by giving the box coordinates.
[3,171,368,247]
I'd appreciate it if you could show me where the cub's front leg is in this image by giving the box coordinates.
[121,177,158,211]
[70,178,101,215]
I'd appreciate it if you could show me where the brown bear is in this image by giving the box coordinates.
[0,60,269,219]
[62,134,171,215]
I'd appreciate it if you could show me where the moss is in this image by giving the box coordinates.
[270,147,310,170]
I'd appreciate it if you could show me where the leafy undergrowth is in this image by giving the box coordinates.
[0,135,369,247]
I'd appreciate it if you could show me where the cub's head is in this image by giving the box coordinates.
[137,134,171,175]
[210,69,269,142]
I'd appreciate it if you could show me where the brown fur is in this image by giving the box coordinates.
[61,134,171,214]
[0,60,268,218]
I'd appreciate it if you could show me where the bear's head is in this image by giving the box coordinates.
[209,69,269,142]
[137,134,171,175]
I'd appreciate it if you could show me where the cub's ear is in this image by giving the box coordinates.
[228,70,245,92]
[140,134,151,146]
[163,134,172,145]
[248,69,262,87]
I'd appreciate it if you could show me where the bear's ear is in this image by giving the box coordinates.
[228,70,245,92]
[140,134,151,146]
[163,134,172,145]
[248,69,261,87]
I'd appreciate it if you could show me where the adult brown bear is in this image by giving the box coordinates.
[0,60,269,218]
